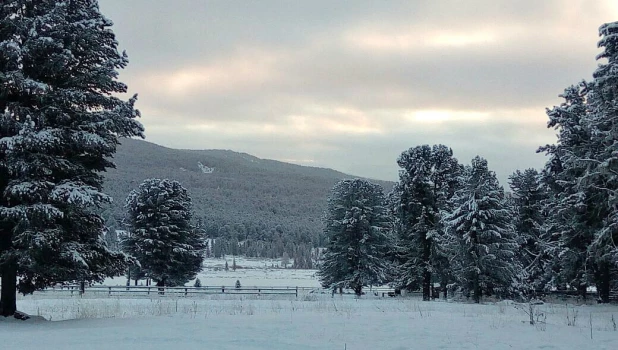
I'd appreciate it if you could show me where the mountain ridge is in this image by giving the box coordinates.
[102,138,394,252]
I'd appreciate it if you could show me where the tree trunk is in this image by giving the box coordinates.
[577,283,587,301]
[0,263,17,317]
[157,279,165,295]
[441,277,448,299]
[597,264,611,304]
[422,269,431,301]
[422,234,431,301]
[0,227,17,317]
[354,285,362,297]
[473,275,481,304]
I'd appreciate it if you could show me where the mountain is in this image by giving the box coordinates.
[102,138,394,257]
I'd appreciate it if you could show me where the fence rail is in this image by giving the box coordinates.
[39,285,317,298]
[30,285,618,302]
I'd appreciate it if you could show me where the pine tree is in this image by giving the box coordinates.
[124,179,205,287]
[539,81,602,299]
[508,169,550,293]
[393,145,462,300]
[213,239,223,258]
[584,21,618,302]
[292,244,313,269]
[318,179,393,296]
[102,228,121,252]
[442,157,520,303]
[126,262,146,286]
[281,251,290,268]
[0,0,143,316]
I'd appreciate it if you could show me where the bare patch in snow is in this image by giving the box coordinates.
[197,162,214,174]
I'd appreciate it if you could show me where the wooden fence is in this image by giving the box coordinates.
[38,285,317,298]
[32,285,617,302]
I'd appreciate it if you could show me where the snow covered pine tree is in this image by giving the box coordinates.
[393,145,462,301]
[583,21,618,303]
[442,157,520,303]
[508,169,550,294]
[318,179,392,296]
[123,179,205,288]
[0,1,143,317]
[538,21,618,303]
[538,83,596,299]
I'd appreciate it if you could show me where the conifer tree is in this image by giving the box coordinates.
[393,145,462,300]
[126,262,146,286]
[539,82,602,299]
[281,251,290,268]
[584,21,618,302]
[124,179,205,287]
[0,0,143,316]
[443,157,520,303]
[318,179,393,296]
[508,169,550,293]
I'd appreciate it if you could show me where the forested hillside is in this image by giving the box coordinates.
[101,138,393,262]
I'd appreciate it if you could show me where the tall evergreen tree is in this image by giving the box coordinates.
[538,82,599,298]
[393,145,462,300]
[584,21,618,302]
[124,179,205,287]
[443,157,520,303]
[0,0,143,316]
[508,169,550,293]
[318,179,392,296]
[535,21,618,303]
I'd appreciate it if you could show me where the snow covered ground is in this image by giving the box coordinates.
[101,257,322,288]
[3,261,617,349]
[3,294,618,349]
[190,257,320,288]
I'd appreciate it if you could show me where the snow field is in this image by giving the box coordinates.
[3,294,618,349]
[5,261,617,349]
[191,267,320,288]
[101,257,322,288]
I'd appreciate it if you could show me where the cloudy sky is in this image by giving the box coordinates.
[98,0,618,185]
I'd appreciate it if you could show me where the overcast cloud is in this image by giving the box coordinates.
[98,0,618,185]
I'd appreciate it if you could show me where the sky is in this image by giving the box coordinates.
[98,0,618,186]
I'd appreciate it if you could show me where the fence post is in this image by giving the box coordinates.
[222,286,225,293]
[108,286,111,297]
[148,287,150,295]
[185,288,188,297]
[296,287,298,297]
